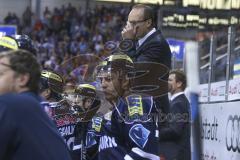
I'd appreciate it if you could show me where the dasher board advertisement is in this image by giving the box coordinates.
[199,102,240,160]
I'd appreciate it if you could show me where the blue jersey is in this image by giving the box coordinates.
[88,95,160,160]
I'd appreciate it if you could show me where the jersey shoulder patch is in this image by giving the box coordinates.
[126,95,144,117]
[125,95,153,120]
[91,116,103,132]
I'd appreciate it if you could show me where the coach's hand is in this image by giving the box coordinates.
[121,22,138,40]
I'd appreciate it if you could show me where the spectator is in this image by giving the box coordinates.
[79,36,88,54]
[2,4,132,83]
[11,13,20,25]
[4,12,13,24]
[22,6,32,26]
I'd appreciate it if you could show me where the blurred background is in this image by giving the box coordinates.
[0,0,239,85]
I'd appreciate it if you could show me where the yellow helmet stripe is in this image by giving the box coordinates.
[78,84,96,90]
[41,71,63,83]
[0,36,18,50]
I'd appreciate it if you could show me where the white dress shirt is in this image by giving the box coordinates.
[170,91,185,102]
[138,28,156,47]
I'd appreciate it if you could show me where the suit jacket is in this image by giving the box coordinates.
[123,29,171,115]
[159,94,191,160]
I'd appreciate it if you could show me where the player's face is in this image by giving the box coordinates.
[40,88,50,100]
[65,92,93,110]
[64,93,79,105]
[64,82,75,93]
[73,95,93,110]
[83,98,94,110]
[99,72,121,103]
[0,57,19,95]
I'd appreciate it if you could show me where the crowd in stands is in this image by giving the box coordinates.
[2,3,131,83]
[3,3,240,85]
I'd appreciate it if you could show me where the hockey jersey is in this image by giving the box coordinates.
[42,100,77,150]
[87,94,160,160]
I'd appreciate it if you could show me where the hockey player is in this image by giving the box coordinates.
[69,84,101,121]
[71,84,101,160]
[39,70,78,151]
[41,74,101,160]
[40,70,64,102]
[89,53,160,160]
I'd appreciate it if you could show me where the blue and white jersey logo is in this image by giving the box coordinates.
[129,124,150,148]
[86,131,97,148]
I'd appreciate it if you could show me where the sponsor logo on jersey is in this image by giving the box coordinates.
[59,125,76,150]
[129,124,150,148]
[86,132,97,148]
[99,135,117,151]
[92,117,103,132]
[55,114,77,127]
[58,125,75,137]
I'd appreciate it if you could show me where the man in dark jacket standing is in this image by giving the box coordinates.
[159,70,191,160]
[0,50,71,160]
[121,4,171,115]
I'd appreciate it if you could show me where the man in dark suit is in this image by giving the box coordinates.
[159,70,191,160]
[121,4,171,64]
[0,50,71,160]
[121,4,171,114]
